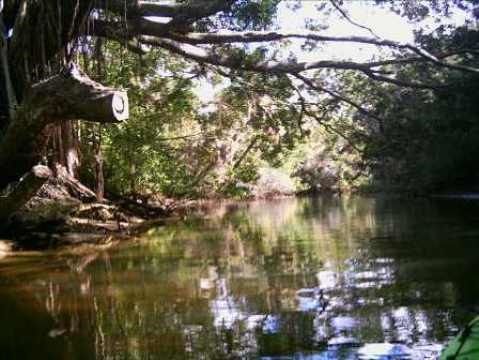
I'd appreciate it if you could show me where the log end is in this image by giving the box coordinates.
[112,91,129,122]
[30,64,130,124]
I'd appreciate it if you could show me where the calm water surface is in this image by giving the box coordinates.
[1,196,479,359]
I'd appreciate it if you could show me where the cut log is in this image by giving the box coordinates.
[0,63,129,188]
[0,165,52,223]
[29,63,129,123]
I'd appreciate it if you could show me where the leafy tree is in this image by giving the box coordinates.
[1,0,478,218]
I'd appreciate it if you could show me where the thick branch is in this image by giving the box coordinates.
[97,0,235,24]
[165,30,404,46]
[140,36,379,72]
[161,30,479,74]
[91,16,479,78]
[96,0,180,17]
[140,36,440,89]
[30,64,128,122]
[0,64,128,188]
[90,19,146,54]
[163,0,236,28]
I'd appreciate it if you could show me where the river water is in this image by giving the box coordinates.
[1,196,479,359]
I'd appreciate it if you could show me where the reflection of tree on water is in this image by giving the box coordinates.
[0,197,478,358]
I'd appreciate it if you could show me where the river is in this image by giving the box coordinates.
[1,196,479,359]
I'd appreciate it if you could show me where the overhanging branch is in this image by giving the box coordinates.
[140,36,441,89]
[293,73,383,122]
[96,0,235,25]
[160,30,479,74]
[0,63,129,188]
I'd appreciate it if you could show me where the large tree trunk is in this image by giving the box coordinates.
[0,63,128,189]
[54,121,81,178]
[93,126,105,201]
[48,121,81,178]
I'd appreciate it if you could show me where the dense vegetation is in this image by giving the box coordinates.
[80,2,479,198]
[1,0,479,223]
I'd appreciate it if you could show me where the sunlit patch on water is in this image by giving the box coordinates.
[357,343,415,359]
[295,287,326,312]
[260,343,443,359]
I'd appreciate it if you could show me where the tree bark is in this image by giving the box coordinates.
[60,121,81,177]
[94,127,105,201]
[27,64,129,123]
[49,120,81,177]
[0,15,16,129]
[0,165,52,223]
[0,63,128,188]
[53,164,97,202]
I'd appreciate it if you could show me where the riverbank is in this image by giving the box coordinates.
[0,182,186,251]
[5,179,477,254]
[0,186,275,252]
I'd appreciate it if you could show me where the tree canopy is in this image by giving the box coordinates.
[0,0,479,212]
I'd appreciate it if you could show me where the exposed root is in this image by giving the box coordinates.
[1,179,173,250]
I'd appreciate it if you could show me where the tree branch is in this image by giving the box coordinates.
[140,36,441,89]
[160,30,479,74]
[303,105,364,155]
[0,63,129,188]
[329,0,380,38]
[96,0,235,26]
[29,63,129,122]
[89,19,146,54]
[293,73,383,122]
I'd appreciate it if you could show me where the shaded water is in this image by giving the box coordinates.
[1,196,479,359]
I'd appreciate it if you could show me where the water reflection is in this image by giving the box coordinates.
[1,196,479,359]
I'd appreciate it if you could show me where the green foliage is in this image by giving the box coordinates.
[219,0,281,31]
[78,42,209,197]
[281,127,369,193]
[221,157,261,198]
[334,24,479,193]
[72,1,479,199]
